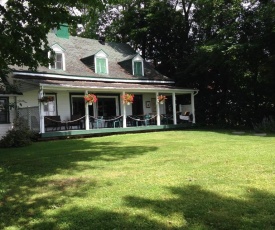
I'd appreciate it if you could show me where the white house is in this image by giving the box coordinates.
[0,25,198,139]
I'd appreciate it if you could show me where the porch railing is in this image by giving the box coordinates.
[18,106,40,131]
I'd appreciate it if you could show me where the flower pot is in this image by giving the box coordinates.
[127,102,131,105]
[43,102,48,105]
[159,101,164,104]
[88,102,93,106]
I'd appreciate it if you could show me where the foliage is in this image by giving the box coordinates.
[0,117,38,148]
[121,93,134,104]
[0,131,275,229]
[0,0,78,72]
[253,116,275,133]
[179,0,275,128]
[101,0,190,76]
[83,94,98,103]
[69,0,124,38]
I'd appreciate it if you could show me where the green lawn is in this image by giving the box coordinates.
[0,130,275,230]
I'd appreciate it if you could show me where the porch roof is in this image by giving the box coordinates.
[14,76,198,94]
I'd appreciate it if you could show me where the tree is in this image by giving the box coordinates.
[181,0,275,127]
[0,0,79,72]
[101,0,192,77]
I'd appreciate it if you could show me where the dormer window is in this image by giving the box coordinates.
[95,50,108,75]
[51,53,63,70]
[134,61,143,76]
[132,54,144,77]
[49,43,66,71]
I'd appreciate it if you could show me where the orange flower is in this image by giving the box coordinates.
[121,94,134,104]
[38,96,54,103]
[157,95,167,102]
[84,94,98,103]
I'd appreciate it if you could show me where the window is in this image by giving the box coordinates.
[94,50,108,75]
[51,53,63,70]
[42,95,57,116]
[49,43,66,70]
[0,97,9,123]
[132,54,144,76]
[134,61,143,76]
[96,58,107,74]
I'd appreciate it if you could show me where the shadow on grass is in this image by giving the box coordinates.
[184,126,275,137]
[0,139,157,229]
[123,185,275,229]
[4,184,274,230]
[0,139,157,176]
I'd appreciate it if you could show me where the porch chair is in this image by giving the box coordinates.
[143,114,151,126]
[69,114,83,130]
[113,117,122,128]
[44,115,62,131]
[93,116,104,129]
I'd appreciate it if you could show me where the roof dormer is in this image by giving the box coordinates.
[132,54,144,77]
[49,43,66,71]
[94,50,109,75]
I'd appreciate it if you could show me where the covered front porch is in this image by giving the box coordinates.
[15,78,198,139]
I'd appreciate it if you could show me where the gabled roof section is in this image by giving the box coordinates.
[51,43,65,52]
[11,33,171,82]
[118,54,144,76]
[94,49,108,57]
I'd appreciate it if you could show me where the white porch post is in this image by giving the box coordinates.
[85,90,89,130]
[121,91,126,128]
[172,92,177,125]
[156,92,160,125]
[191,92,196,123]
[39,88,45,133]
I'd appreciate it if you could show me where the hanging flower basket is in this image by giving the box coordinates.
[84,93,98,105]
[38,96,54,104]
[157,95,167,104]
[121,93,134,105]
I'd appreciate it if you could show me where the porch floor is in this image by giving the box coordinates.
[41,123,192,139]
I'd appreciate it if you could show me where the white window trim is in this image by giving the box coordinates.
[48,44,66,71]
[132,55,144,76]
[94,50,109,75]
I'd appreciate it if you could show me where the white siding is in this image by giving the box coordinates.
[56,91,71,120]
[17,90,40,107]
[0,124,13,138]
[142,93,165,114]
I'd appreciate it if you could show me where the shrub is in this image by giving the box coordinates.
[0,117,39,148]
[253,116,275,133]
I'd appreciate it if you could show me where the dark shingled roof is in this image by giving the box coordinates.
[11,32,170,82]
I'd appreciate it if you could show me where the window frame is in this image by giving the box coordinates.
[95,57,108,74]
[48,44,66,71]
[0,97,10,124]
[94,50,109,75]
[133,61,143,76]
[132,55,144,77]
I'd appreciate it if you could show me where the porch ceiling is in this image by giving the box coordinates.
[14,77,198,94]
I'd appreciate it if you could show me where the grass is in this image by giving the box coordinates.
[0,130,275,230]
